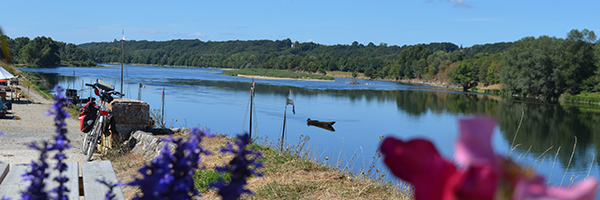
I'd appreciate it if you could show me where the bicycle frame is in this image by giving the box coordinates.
[82,81,122,161]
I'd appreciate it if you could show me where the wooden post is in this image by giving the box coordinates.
[138,83,142,100]
[280,105,287,152]
[161,87,165,128]
[120,30,124,95]
[249,79,254,140]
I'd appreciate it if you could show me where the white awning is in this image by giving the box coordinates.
[0,67,14,79]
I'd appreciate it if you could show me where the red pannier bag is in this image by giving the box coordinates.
[78,100,98,133]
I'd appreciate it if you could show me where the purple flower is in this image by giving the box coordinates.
[97,179,123,200]
[22,85,73,199]
[20,142,51,200]
[211,133,263,200]
[129,128,212,199]
[46,85,72,200]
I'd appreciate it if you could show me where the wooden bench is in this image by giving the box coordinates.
[0,160,124,199]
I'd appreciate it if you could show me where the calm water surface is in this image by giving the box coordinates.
[20,64,600,186]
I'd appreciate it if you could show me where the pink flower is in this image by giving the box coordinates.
[380,116,598,200]
[455,116,500,170]
[512,175,598,200]
[381,138,458,200]
[381,137,498,200]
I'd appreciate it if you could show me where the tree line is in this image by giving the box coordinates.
[501,29,599,98]
[0,36,97,67]
[2,29,599,98]
[77,38,508,82]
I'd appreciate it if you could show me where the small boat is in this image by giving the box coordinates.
[346,80,360,85]
[65,89,91,105]
[307,118,335,131]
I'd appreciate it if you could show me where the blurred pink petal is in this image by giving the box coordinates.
[454,165,498,200]
[381,137,458,200]
[513,177,598,200]
[455,116,499,169]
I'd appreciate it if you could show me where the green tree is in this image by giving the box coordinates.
[561,29,597,94]
[364,67,375,79]
[8,37,30,63]
[448,59,476,90]
[20,36,60,67]
[500,36,563,97]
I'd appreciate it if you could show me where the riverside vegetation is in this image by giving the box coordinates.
[4,28,600,198]
[221,68,334,80]
[0,63,409,199]
[110,133,410,199]
[2,28,600,101]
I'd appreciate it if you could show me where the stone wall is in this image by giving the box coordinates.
[107,98,151,143]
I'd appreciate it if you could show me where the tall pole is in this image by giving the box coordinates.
[120,30,124,94]
[161,87,165,128]
[281,105,287,151]
[138,83,142,100]
[249,79,255,140]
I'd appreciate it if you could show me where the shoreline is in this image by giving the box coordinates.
[94,63,469,91]
[236,74,335,82]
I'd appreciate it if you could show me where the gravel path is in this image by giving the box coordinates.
[0,86,88,164]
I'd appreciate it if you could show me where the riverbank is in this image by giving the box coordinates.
[110,132,410,199]
[223,68,335,81]
[323,70,465,90]
[237,74,335,82]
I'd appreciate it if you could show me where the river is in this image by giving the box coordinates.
[20,64,600,186]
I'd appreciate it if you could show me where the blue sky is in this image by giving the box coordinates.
[2,0,598,47]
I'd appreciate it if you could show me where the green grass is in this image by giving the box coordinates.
[562,92,600,104]
[14,64,42,68]
[222,68,334,80]
[253,181,320,200]
[194,170,232,193]
[470,87,505,95]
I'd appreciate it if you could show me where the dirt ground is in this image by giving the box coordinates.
[0,85,88,165]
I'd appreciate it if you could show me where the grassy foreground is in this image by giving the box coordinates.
[109,133,411,199]
[222,68,335,80]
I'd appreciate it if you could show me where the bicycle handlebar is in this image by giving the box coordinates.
[85,83,124,97]
[107,91,124,97]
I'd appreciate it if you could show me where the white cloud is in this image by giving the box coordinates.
[455,18,494,22]
[427,0,473,8]
[77,27,98,31]
[453,2,473,8]
[187,32,206,37]
[219,32,249,37]
[175,32,207,38]
[306,39,314,43]
[140,30,167,34]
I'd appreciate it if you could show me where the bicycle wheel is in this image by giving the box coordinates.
[86,116,104,161]
[82,131,89,155]
[82,116,101,155]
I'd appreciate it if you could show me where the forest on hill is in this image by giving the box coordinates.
[0,36,97,67]
[1,29,599,98]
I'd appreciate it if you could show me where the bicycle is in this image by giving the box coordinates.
[81,81,123,161]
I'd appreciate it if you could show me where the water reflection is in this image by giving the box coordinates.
[498,100,598,170]
[22,66,600,183]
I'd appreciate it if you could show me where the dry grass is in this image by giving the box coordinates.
[111,151,146,199]
[203,135,412,200]
[111,133,412,199]
[326,71,365,79]
[476,84,503,90]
